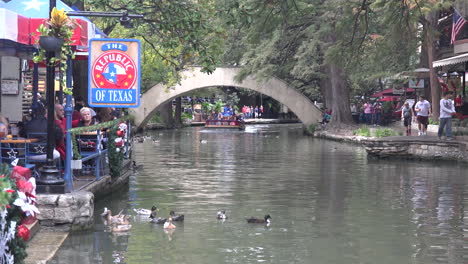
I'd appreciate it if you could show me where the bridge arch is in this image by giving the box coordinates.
[130,67,322,128]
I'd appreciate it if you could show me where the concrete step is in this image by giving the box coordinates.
[25,220,40,241]
[25,230,68,264]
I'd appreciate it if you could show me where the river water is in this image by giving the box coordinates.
[51,124,468,264]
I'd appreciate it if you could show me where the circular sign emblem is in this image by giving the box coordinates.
[92,51,137,89]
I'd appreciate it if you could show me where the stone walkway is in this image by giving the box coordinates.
[25,230,68,264]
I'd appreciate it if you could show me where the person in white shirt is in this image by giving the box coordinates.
[414,95,431,136]
[438,91,456,140]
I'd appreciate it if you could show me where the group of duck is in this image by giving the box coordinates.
[133,135,160,144]
[101,206,272,233]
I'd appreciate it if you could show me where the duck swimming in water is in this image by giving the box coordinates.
[163,218,176,229]
[133,206,156,215]
[169,211,184,222]
[246,214,271,225]
[102,209,130,225]
[149,208,167,224]
[217,210,228,220]
[111,224,132,232]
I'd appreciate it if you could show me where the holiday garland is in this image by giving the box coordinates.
[68,116,132,178]
[0,164,40,264]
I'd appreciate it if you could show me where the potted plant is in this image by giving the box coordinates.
[33,7,77,94]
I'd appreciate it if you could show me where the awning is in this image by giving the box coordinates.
[371,88,415,97]
[433,53,468,68]
[2,0,102,48]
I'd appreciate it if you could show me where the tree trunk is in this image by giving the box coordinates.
[174,97,182,127]
[327,63,354,127]
[426,11,440,120]
[320,67,333,109]
[159,101,174,128]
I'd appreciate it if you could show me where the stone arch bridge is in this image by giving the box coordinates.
[130,67,322,128]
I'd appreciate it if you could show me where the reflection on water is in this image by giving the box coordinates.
[51,124,468,264]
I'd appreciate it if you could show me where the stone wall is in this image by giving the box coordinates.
[363,139,467,161]
[36,191,94,230]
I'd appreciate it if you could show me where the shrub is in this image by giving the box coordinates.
[375,128,398,138]
[308,124,317,134]
[181,112,193,121]
[353,126,371,137]
[428,117,439,125]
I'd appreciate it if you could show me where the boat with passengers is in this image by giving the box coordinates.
[205,105,245,130]
[205,119,245,130]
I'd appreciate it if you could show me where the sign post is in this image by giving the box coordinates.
[88,38,141,108]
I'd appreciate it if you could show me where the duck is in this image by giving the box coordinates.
[163,218,176,229]
[246,214,271,225]
[133,136,144,143]
[103,209,130,225]
[169,211,184,222]
[111,224,132,232]
[217,210,228,220]
[133,205,157,215]
[153,138,160,144]
[132,161,143,171]
[149,208,167,224]
[200,139,208,144]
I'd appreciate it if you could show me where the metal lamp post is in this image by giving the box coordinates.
[36,0,65,193]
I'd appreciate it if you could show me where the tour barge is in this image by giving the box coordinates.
[205,119,245,130]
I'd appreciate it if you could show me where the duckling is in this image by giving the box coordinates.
[169,211,184,222]
[217,210,228,220]
[111,224,132,232]
[163,218,176,229]
[133,206,156,215]
[246,214,271,225]
[149,208,167,224]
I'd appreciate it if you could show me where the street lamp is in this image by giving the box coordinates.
[36,0,65,193]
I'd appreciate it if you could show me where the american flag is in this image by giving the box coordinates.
[451,9,467,45]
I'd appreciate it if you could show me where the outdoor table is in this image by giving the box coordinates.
[0,138,39,144]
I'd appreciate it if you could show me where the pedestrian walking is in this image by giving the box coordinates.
[438,91,456,140]
[363,102,372,125]
[401,102,414,136]
[414,95,431,136]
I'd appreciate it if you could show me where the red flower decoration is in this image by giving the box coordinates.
[16,180,33,194]
[10,166,31,181]
[17,225,30,241]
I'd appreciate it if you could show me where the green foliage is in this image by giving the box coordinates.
[428,117,439,125]
[0,164,28,263]
[149,113,163,124]
[375,128,398,138]
[181,112,193,121]
[308,124,317,134]
[108,123,124,179]
[354,126,371,137]
[85,0,224,90]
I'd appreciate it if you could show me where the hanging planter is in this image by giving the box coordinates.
[39,36,64,52]
[33,8,78,95]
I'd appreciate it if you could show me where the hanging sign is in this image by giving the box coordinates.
[409,78,424,89]
[88,38,141,108]
[393,86,405,95]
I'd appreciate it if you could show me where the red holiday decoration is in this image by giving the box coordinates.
[116,130,123,137]
[17,225,30,241]
[16,180,33,194]
[10,166,31,181]
[21,215,36,225]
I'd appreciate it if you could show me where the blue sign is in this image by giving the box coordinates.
[88,38,141,108]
